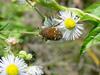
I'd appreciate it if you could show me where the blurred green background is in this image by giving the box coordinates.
[0,0,100,75]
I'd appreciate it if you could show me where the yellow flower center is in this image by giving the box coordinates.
[6,64,19,75]
[64,18,76,30]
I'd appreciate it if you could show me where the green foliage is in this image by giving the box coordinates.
[85,2,100,17]
[80,2,100,55]
[82,2,100,22]
[86,33,100,48]
[0,2,39,56]
[80,26,100,55]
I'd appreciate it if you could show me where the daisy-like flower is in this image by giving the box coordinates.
[0,54,28,75]
[55,10,84,40]
[27,66,44,75]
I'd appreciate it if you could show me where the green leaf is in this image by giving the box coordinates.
[80,26,100,55]
[85,2,100,17]
[81,2,100,23]
[86,33,100,49]
[91,7,100,17]
[0,23,9,31]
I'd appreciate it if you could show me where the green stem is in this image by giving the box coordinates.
[0,31,39,36]
[69,8,84,16]
[34,7,45,19]
[26,0,45,19]
[69,8,100,22]
[22,31,39,36]
[35,0,100,22]
[85,13,100,22]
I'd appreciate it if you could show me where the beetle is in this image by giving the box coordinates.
[40,27,62,41]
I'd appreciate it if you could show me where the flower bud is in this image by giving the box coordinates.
[18,51,27,59]
[26,54,32,60]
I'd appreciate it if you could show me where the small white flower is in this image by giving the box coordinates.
[0,54,28,75]
[6,37,18,45]
[55,10,84,40]
[27,66,44,75]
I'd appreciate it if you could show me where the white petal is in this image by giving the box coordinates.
[59,11,71,19]
[77,24,84,30]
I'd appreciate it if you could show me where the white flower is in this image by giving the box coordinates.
[27,66,44,75]
[55,10,84,40]
[6,37,18,45]
[0,54,28,75]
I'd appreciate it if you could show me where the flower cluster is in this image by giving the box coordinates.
[0,54,44,75]
[41,10,84,40]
